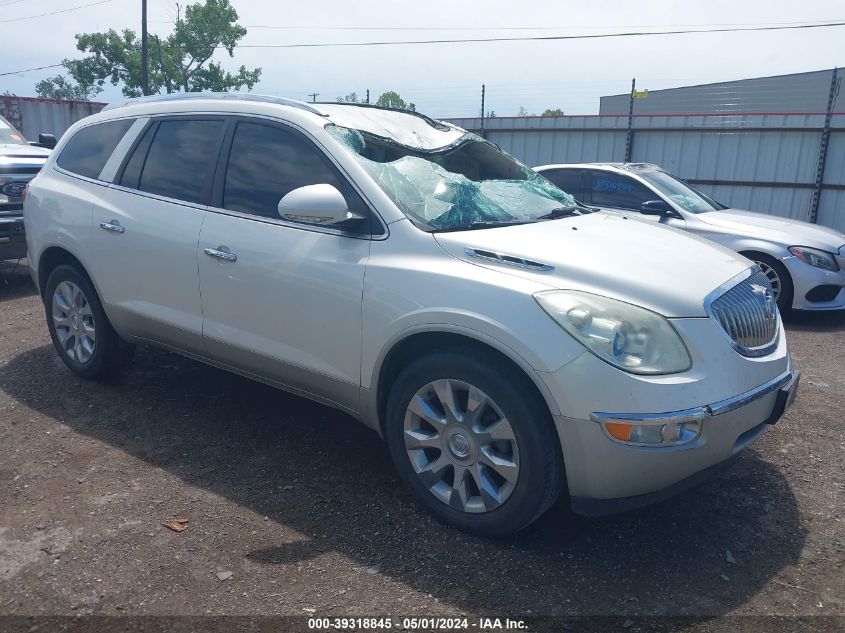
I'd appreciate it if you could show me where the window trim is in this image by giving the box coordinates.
[110,114,229,208]
[208,114,387,241]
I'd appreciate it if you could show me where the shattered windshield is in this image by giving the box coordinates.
[327,124,583,232]
[0,116,28,145]
[638,170,726,213]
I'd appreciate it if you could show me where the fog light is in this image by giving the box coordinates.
[593,411,706,447]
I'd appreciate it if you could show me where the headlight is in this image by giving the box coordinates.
[788,246,839,272]
[534,290,691,375]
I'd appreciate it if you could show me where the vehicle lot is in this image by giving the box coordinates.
[0,259,842,626]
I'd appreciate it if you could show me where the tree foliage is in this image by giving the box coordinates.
[375,91,415,111]
[35,75,100,100]
[542,108,564,116]
[336,92,359,103]
[35,0,261,98]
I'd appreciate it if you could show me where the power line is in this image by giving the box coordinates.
[0,62,64,77]
[0,0,117,24]
[231,20,845,49]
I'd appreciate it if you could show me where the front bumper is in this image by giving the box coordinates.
[0,215,26,261]
[554,369,799,515]
[784,254,845,311]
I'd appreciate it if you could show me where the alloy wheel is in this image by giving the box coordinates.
[51,281,96,364]
[403,379,520,513]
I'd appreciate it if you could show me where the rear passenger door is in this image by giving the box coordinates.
[540,168,587,202]
[92,117,227,352]
[198,118,374,413]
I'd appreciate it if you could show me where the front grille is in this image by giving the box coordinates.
[707,269,779,357]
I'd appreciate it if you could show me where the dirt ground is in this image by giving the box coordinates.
[0,259,842,631]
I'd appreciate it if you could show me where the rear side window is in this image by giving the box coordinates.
[222,121,370,223]
[57,119,135,179]
[128,119,224,204]
[542,169,584,200]
[588,171,655,210]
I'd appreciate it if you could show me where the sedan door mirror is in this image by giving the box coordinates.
[277,183,363,226]
[640,199,673,215]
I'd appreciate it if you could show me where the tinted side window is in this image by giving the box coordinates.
[588,171,655,210]
[57,119,135,179]
[137,119,224,204]
[542,169,584,200]
[223,122,369,222]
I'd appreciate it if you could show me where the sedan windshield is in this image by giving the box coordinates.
[638,170,725,213]
[327,125,583,232]
[0,116,28,145]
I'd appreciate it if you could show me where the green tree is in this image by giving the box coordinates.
[35,75,100,100]
[336,92,359,103]
[375,90,415,111]
[35,0,261,98]
[542,108,564,116]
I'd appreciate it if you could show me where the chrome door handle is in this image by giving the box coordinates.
[204,247,237,262]
[99,221,125,234]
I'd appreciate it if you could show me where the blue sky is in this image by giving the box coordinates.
[2,0,844,116]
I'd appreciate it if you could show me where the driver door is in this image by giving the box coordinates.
[586,170,686,229]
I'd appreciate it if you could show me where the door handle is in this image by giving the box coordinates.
[204,247,238,262]
[99,220,125,234]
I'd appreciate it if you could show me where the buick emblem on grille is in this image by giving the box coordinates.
[751,284,776,322]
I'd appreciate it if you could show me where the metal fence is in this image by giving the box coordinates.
[445,110,845,233]
[0,96,105,141]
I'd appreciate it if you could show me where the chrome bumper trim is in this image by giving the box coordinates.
[591,369,795,424]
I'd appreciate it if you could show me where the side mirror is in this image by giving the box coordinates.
[277,183,362,226]
[640,199,672,216]
[37,133,58,150]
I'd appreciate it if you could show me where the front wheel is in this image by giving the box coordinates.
[384,351,564,537]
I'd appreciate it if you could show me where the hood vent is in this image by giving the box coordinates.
[464,247,553,272]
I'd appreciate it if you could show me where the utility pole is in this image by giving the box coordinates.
[480,84,486,138]
[141,0,150,96]
[365,89,370,104]
[308,92,319,103]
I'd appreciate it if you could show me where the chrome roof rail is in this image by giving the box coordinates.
[102,93,327,116]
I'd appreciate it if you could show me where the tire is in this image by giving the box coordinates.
[44,264,135,378]
[384,350,564,537]
[743,252,794,314]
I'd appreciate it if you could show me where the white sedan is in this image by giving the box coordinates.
[535,162,845,313]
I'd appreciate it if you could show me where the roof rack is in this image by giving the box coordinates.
[102,92,327,116]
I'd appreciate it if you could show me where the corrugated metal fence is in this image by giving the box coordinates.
[0,96,105,141]
[445,112,845,233]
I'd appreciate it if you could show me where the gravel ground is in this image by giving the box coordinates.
[0,259,842,630]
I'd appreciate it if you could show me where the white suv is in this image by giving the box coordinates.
[25,94,798,536]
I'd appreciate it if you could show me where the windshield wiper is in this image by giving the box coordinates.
[537,204,595,220]
[431,220,529,233]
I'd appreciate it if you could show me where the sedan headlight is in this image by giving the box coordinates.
[788,246,839,272]
[535,290,691,375]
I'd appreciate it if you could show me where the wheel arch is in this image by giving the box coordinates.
[370,327,561,438]
[37,246,98,299]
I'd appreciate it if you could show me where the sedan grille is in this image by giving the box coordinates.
[706,269,779,357]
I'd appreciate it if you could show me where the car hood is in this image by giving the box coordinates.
[697,209,845,251]
[0,143,50,160]
[433,212,750,318]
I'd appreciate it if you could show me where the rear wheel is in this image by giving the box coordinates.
[384,351,564,537]
[744,252,794,313]
[44,265,135,378]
